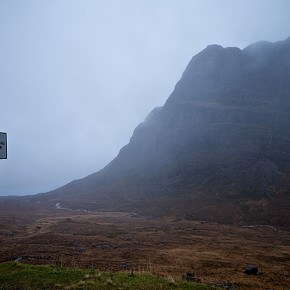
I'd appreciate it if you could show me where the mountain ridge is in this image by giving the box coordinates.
[28,37,290,228]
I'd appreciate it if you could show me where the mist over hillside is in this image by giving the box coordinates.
[12,37,290,229]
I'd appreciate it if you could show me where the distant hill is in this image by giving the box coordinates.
[29,37,290,229]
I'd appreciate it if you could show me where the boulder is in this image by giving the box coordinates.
[245,264,258,275]
[182,272,201,282]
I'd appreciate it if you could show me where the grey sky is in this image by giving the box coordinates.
[1,0,290,196]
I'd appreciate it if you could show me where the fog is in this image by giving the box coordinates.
[1,0,290,196]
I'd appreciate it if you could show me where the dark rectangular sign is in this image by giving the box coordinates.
[0,132,7,159]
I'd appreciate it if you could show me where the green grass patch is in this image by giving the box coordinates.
[0,261,218,289]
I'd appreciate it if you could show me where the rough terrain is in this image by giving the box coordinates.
[0,205,289,289]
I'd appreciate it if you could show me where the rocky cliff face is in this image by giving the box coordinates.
[102,37,290,194]
[34,37,290,228]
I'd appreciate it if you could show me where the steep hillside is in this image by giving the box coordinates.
[29,37,290,228]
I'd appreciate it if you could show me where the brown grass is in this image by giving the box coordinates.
[0,206,289,289]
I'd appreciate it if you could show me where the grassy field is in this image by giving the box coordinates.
[1,211,290,289]
[0,262,217,290]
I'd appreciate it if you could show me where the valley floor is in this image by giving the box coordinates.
[0,205,289,289]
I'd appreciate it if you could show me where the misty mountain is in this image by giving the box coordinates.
[32,37,290,228]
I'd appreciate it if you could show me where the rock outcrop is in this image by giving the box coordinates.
[32,37,290,228]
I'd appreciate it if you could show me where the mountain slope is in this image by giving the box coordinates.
[32,37,290,228]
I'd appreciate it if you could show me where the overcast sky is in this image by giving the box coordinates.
[1,0,290,196]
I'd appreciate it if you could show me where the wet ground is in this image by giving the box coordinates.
[0,207,289,289]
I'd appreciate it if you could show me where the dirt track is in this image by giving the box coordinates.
[0,207,290,289]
